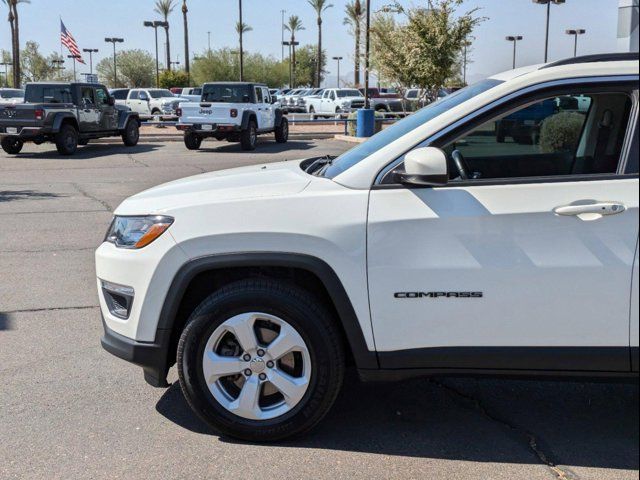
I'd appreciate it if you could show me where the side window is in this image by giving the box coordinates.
[255,87,263,104]
[626,116,638,174]
[330,91,336,101]
[262,87,270,104]
[323,90,329,99]
[95,88,109,105]
[81,87,95,107]
[442,91,632,181]
[129,90,139,100]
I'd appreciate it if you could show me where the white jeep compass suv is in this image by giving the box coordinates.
[97,53,639,441]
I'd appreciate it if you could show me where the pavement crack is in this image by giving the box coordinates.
[431,379,576,480]
[71,183,113,212]
[127,152,150,167]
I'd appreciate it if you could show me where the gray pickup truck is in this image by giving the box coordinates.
[0,82,140,155]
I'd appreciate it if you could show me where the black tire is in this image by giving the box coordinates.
[122,119,140,146]
[184,132,202,150]
[274,117,289,143]
[308,105,315,114]
[240,120,257,151]
[177,279,345,442]
[1,137,24,154]
[54,123,78,155]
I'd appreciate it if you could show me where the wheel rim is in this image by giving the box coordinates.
[129,123,139,141]
[250,126,256,146]
[65,132,76,149]
[202,312,312,421]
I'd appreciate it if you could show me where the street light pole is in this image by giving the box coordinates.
[283,41,298,87]
[332,56,343,88]
[67,54,81,81]
[505,35,524,69]
[238,0,244,81]
[565,28,586,57]
[532,0,566,62]
[104,37,124,87]
[364,0,371,109]
[280,10,286,61]
[144,21,167,87]
[82,48,98,75]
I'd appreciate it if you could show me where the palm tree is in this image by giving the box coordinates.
[343,0,364,86]
[235,21,252,36]
[308,0,332,88]
[154,0,175,70]
[2,0,29,87]
[284,15,304,87]
[237,0,245,81]
[182,0,189,80]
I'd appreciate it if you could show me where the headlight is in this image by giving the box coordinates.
[105,215,174,249]
[341,100,351,107]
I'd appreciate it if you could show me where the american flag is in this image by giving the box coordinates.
[60,20,85,64]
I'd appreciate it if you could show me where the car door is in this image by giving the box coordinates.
[367,80,639,372]
[127,90,141,113]
[78,86,100,132]
[261,87,275,129]
[253,86,266,129]
[138,90,152,115]
[95,86,117,131]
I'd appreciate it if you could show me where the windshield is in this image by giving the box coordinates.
[0,89,24,99]
[202,84,252,102]
[148,89,174,98]
[337,89,362,98]
[323,79,503,178]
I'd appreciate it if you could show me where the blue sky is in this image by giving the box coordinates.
[1,0,623,85]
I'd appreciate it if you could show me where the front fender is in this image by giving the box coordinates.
[118,111,140,130]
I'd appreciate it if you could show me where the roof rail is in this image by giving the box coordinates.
[541,52,639,69]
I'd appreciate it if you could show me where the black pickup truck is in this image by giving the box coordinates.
[0,82,140,155]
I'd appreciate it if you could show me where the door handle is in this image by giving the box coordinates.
[553,202,626,218]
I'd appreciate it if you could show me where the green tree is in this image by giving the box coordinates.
[293,45,326,87]
[96,49,155,88]
[284,15,305,87]
[19,41,70,83]
[158,69,189,89]
[2,0,30,87]
[154,0,175,70]
[308,0,332,88]
[371,0,484,97]
[343,0,364,86]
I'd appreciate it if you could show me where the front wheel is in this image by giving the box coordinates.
[240,120,257,151]
[54,124,78,155]
[177,279,345,442]
[1,137,24,154]
[274,118,289,143]
[122,119,140,146]
[184,132,202,150]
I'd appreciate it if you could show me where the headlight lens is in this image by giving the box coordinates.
[105,215,174,249]
[341,100,351,107]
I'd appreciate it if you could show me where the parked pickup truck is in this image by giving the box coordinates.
[0,82,140,155]
[178,87,203,103]
[176,82,289,151]
[306,88,365,118]
[359,88,405,115]
[123,88,189,119]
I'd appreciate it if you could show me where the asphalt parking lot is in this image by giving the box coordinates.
[0,139,638,480]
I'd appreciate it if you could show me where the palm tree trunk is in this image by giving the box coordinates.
[291,34,296,87]
[183,1,189,79]
[164,25,171,70]
[317,17,322,88]
[11,4,20,87]
[354,22,360,86]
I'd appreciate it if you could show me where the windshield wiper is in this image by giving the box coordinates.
[305,155,336,176]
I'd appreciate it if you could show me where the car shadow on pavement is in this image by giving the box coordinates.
[195,140,319,154]
[155,371,639,470]
[5,143,162,160]
[0,312,13,330]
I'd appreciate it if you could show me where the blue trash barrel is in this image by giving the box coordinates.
[356,108,375,138]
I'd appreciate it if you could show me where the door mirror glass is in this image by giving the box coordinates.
[397,147,449,186]
[139,92,149,101]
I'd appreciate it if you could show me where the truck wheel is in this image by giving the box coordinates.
[274,117,289,143]
[308,105,315,119]
[78,139,89,146]
[122,120,140,146]
[55,124,79,155]
[184,132,202,150]
[1,137,24,154]
[240,120,257,151]
[177,279,345,442]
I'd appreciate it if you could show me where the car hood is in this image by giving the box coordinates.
[339,96,365,101]
[160,96,189,103]
[115,160,312,215]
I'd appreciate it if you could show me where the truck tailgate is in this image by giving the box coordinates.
[0,104,40,131]
[179,102,235,124]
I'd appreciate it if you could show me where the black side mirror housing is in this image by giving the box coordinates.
[108,96,115,106]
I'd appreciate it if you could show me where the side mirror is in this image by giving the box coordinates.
[397,147,449,186]
[107,96,115,106]
[139,93,149,101]
[271,96,279,104]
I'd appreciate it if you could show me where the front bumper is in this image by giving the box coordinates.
[101,317,171,387]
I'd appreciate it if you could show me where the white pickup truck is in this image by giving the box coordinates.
[123,88,189,119]
[176,82,289,151]
[306,88,365,118]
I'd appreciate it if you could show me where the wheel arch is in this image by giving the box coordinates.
[52,113,78,132]
[241,110,258,130]
[118,111,140,131]
[159,253,378,378]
